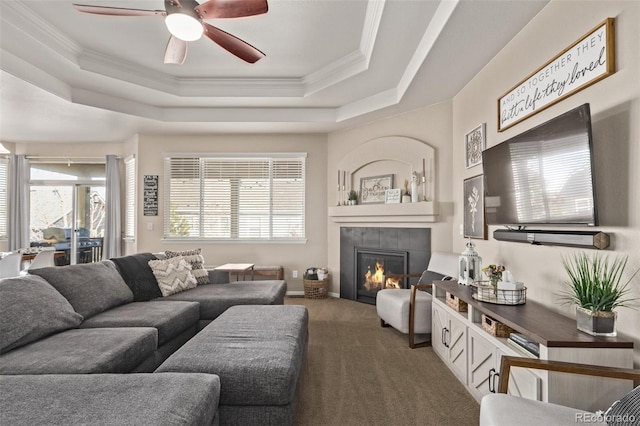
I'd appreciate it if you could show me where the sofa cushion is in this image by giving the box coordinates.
[159,280,287,320]
[0,327,157,374]
[79,300,200,346]
[110,253,162,301]
[0,373,220,426]
[149,257,198,297]
[166,248,210,285]
[0,275,84,354]
[157,305,308,407]
[29,261,134,319]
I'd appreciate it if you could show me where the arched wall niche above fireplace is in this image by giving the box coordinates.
[330,136,438,223]
[336,136,436,202]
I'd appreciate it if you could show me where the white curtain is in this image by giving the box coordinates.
[8,155,30,250]
[103,155,121,259]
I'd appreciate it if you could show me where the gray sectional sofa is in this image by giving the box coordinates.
[0,253,307,425]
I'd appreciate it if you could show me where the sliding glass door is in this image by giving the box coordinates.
[29,162,105,265]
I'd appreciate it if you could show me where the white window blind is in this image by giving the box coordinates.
[0,157,7,239]
[164,154,305,241]
[124,156,136,239]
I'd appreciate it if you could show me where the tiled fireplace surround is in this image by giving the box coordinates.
[339,227,431,304]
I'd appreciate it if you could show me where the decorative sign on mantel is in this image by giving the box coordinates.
[143,175,158,216]
[498,18,615,132]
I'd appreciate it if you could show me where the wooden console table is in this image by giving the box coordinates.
[431,280,634,412]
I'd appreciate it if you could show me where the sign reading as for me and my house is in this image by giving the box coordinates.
[498,18,615,132]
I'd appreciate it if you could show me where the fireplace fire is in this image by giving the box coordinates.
[363,260,402,290]
[356,248,408,304]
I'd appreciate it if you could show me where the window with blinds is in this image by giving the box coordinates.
[124,156,136,240]
[164,154,306,241]
[0,157,7,239]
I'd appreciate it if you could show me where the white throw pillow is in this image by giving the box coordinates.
[148,256,197,297]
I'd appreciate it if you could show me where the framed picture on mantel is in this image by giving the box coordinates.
[463,174,486,239]
[360,174,394,204]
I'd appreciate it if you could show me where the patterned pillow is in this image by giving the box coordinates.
[148,256,197,297]
[165,249,210,285]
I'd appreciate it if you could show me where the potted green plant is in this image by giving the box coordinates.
[347,190,358,205]
[559,252,638,336]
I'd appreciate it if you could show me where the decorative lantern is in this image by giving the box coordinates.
[458,238,482,286]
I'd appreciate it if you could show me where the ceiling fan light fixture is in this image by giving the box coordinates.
[165,13,202,41]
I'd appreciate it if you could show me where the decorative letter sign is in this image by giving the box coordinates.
[498,18,615,132]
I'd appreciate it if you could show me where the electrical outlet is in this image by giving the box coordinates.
[147,222,154,231]
[292,270,298,278]
[459,224,463,235]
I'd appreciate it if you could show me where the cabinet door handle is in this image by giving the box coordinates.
[493,372,500,393]
[441,328,447,346]
[488,368,495,393]
[444,328,450,348]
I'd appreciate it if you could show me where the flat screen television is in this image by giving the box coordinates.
[482,103,597,227]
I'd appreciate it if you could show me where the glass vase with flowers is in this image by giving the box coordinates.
[483,264,505,294]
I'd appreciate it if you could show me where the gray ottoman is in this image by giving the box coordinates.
[156,305,309,426]
[0,373,220,426]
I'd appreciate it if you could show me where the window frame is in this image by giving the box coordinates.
[163,152,306,243]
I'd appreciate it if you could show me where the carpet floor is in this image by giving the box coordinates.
[286,296,480,426]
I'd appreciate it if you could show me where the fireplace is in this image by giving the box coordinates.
[340,227,431,304]
[355,248,408,304]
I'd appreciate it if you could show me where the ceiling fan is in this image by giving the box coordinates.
[73,0,268,64]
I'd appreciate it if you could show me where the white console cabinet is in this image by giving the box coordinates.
[431,281,634,412]
[432,301,467,383]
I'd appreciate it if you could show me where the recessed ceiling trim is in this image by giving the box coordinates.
[396,0,459,97]
[303,0,385,96]
[1,1,82,62]
[70,86,337,124]
[336,0,460,122]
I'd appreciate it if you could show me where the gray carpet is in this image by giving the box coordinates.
[287,296,480,426]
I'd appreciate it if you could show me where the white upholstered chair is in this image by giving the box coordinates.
[0,252,23,279]
[376,251,459,348]
[480,356,640,426]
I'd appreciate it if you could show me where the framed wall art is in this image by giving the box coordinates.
[498,18,615,132]
[143,175,158,216]
[463,174,486,239]
[385,188,402,204]
[359,174,394,204]
[465,123,485,169]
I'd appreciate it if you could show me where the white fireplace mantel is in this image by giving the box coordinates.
[328,201,438,223]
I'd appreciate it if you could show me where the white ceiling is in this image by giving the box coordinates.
[0,0,549,143]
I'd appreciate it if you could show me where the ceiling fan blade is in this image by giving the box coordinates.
[196,0,268,19]
[73,4,166,16]
[164,36,188,65]
[203,23,265,63]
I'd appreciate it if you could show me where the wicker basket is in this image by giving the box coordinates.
[304,278,329,299]
[446,292,468,312]
[482,314,515,338]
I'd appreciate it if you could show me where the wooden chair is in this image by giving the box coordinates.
[480,356,640,426]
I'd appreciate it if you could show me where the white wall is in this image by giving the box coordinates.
[133,133,328,293]
[452,1,640,366]
[326,101,455,295]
